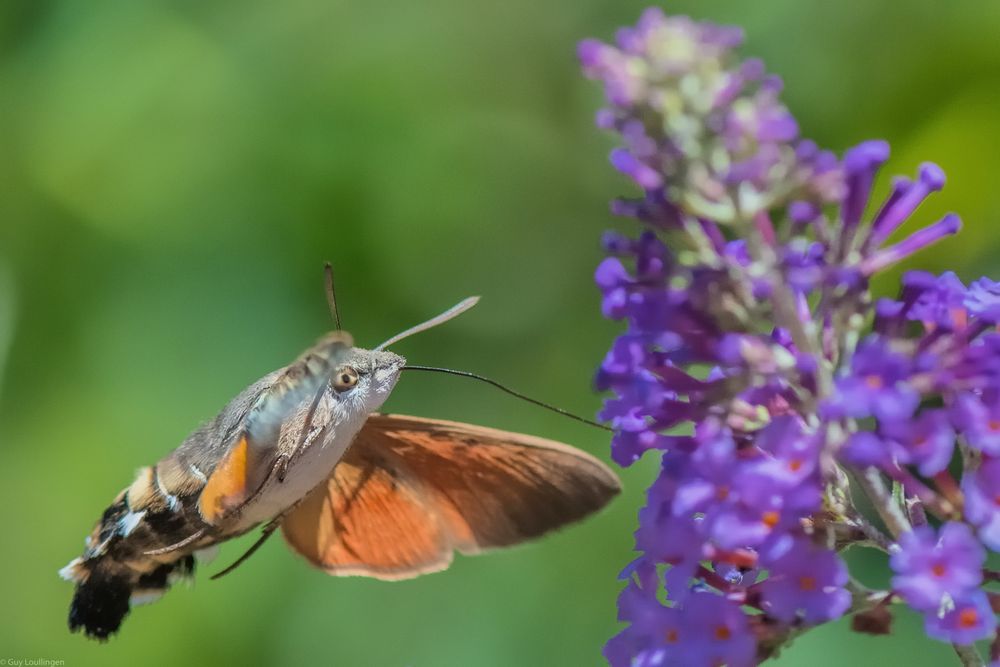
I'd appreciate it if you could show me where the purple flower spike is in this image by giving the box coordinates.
[580,9,842,223]
[586,9,999,663]
[890,523,984,613]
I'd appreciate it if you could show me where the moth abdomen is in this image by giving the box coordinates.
[62,464,209,639]
[65,552,197,640]
[66,560,132,640]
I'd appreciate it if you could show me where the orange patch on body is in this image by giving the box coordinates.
[198,436,250,524]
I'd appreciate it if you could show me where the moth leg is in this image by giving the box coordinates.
[210,518,282,580]
[275,454,292,483]
[277,381,328,484]
[206,417,331,521]
[143,527,207,556]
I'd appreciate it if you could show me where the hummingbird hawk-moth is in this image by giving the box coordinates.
[61,274,620,640]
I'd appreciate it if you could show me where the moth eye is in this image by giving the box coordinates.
[332,366,359,392]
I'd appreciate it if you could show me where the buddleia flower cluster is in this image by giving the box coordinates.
[582,8,1000,666]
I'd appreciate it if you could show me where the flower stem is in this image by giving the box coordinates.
[952,643,985,667]
[887,466,957,518]
[853,467,911,538]
[846,578,891,613]
[905,496,928,527]
[741,212,831,401]
[849,515,893,552]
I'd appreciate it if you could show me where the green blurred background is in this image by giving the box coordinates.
[2,1,1000,665]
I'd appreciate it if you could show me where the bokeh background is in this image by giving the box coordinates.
[2,0,1000,665]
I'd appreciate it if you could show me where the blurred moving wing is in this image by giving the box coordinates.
[280,413,621,580]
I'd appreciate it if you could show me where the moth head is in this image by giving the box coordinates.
[327,347,406,416]
[318,294,478,423]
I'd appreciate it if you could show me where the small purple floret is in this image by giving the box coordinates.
[923,590,997,645]
[757,537,851,624]
[890,523,984,613]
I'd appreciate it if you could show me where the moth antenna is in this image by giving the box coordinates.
[400,365,612,432]
[210,519,281,580]
[324,262,342,330]
[376,296,479,350]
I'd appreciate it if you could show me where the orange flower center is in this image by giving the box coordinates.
[762,511,780,528]
[714,626,731,641]
[664,629,679,643]
[788,459,803,472]
[958,608,980,629]
[865,374,884,389]
[990,420,1000,432]
[799,576,817,591]
[931,563,947,578]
